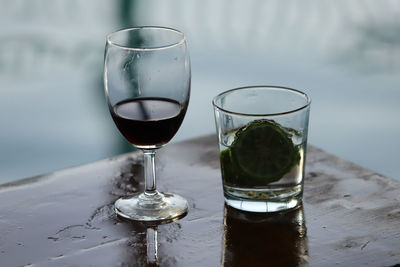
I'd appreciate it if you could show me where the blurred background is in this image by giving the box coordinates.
[1,0,399,184]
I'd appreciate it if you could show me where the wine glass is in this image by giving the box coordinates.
[104,27,190,222]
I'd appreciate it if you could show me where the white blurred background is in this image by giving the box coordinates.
[1,0,399,183]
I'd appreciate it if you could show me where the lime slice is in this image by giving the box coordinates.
[220,119,300,186]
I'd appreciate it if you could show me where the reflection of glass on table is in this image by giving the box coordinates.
[146,226,158,265]
[221,205,308,266]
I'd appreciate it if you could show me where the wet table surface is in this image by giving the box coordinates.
[1,135,400,267]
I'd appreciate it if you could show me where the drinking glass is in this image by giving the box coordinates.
[213,86,311,212]
[104,27,190,221]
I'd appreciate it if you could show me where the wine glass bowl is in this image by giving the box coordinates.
[104,27,190,222]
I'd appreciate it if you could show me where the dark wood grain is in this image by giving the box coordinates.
[0,135,399,266]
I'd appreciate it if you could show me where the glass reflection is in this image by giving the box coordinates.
[146,226,159,266]
[121,222,160,266]
[221,204,308,266]
[121,217,185,266]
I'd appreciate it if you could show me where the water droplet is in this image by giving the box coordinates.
[48,236,59,242]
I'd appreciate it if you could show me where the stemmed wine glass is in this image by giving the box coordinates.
[104,27,190,222]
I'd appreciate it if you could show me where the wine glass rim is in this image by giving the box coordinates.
[106,26,187,51]
[212,85,311,116]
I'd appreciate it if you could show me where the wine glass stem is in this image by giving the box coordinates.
[143,149,158,196]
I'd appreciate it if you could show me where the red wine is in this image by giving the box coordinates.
[111,97,186,148]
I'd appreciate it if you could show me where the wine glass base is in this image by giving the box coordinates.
[114,192,188,222]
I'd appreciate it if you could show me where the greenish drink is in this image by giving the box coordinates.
[213,86,311,212]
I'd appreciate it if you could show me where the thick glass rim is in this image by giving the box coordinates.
[106,26,186,51]
[212,85,311,116]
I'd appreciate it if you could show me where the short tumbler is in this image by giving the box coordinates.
[213,86,311,212]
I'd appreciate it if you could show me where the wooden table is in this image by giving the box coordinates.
[1,135,399,266]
